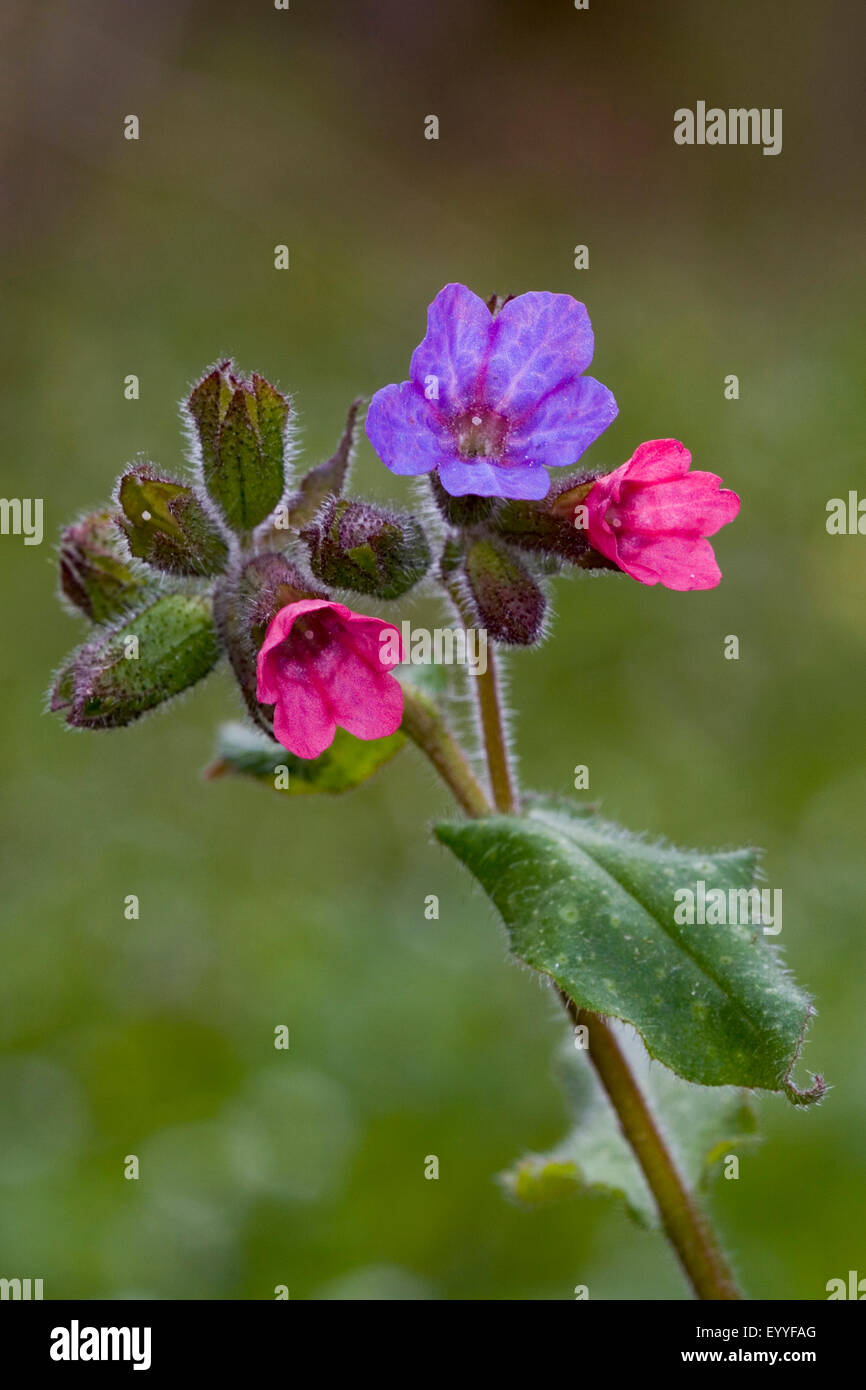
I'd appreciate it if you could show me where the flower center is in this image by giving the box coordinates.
[283,610,335,660]
[454,408,508,461]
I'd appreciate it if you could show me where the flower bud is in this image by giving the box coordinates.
[302,498,431,599]
[213,553,325,729]
[48,653,76,715]
[462,536,546,646]
[59,510,149,622]
[117,466,229,576]
[186,361,291,533]
[57,595,220,729]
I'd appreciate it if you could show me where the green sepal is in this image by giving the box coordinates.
[463,536,546,645]
[187,362,290,533]
[59,510,150,622]
[117,467,229,576]
[60,595,220,729]
[303,497,431,600]
[492,475,620,571]
[48,652,78,714]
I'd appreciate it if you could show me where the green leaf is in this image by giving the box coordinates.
[435,802,822,1103]
[63,595,220,729]
[502,1035,758,1226]
[205,721,405,795]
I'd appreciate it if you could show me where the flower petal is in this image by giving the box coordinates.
[622,475,741,537]
[437,455,551,500]
[338,671,404,740]
[334,610,404,672]
[271,670,337,758]
[585,466,628,560]
[256,598,334,703]
[409,282,493,410]
[504,375,618,469]
[481,292,595,416]
[312,618,404,737]
[615,534,723,590]
[365,380,460,477]
[616,439,692,486]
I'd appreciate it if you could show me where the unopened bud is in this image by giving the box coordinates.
[302,498,430,599]
[117,466,229,576]
[48,653,76,715]
[58,595,220,729]
[59,510,149,622]
[187,361,291,533]
[463,536,546,646]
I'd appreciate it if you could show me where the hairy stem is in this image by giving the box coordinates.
[408,594,740,1299]
[401,683,492,818]
[445,578,518,813]
[473,648,518,814]
[559,991,742,1300]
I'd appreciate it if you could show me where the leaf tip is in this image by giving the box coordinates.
[783,1072,827,1107]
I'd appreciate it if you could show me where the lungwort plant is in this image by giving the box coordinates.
[50,284,824,1299]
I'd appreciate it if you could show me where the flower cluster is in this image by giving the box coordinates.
[50,287,739,762]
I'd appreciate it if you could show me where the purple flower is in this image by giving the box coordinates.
[365,283,618,500]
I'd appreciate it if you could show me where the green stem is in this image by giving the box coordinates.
[445,578,518,814]
[401,684,492,819]
[407,591,742,1300]
[473,647,518,814]
[559,993,742,1301]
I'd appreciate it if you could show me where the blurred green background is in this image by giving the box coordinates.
[1,0,864,1299]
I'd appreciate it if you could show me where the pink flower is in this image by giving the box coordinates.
[585,440,740,591]
[256,599,404,759]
